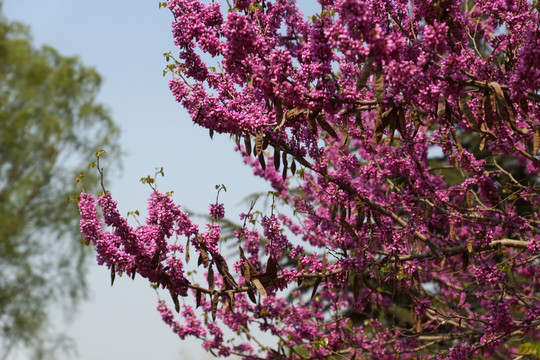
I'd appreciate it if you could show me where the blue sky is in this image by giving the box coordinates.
[2,1,270,359]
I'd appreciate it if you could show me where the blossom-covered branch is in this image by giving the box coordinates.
[80,0,540,358]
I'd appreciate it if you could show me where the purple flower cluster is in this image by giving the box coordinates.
[80,0,540,358]
[209,202,225,220]
[157,300,206,339]
[442,344,474,360]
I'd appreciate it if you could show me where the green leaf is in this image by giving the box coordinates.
[519,342,540,359]
[313,337,328,350]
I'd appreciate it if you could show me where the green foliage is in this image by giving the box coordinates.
[519,342,540,359]
[0,6,120,359]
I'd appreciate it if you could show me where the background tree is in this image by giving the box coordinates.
[0,5,120,359]
[79,0,539,359]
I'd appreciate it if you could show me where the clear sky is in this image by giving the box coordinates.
[2,1,270,359]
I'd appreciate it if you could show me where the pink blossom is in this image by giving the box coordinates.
[80,0,540,358]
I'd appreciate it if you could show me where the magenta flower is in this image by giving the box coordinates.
[209,202,225,220]
[80,0,540,358]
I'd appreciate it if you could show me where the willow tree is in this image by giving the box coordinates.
[0,7,119,359]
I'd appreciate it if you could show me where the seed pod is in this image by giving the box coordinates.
[273,146,280,170]
[533,129,540,155]
[255,128,263,156]
[357,53,373,90]
[459,96,478,131]
[437,96,446,119]
[244,134,252,156]
[374,62,384,104]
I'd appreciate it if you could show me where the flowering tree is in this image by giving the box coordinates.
[79,0,540,359]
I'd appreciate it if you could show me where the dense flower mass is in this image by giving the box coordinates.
[209,202,225,220]
[80,0,540,358]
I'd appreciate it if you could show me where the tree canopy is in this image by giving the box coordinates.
[80,0,539,359]
[0,7,119,359]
